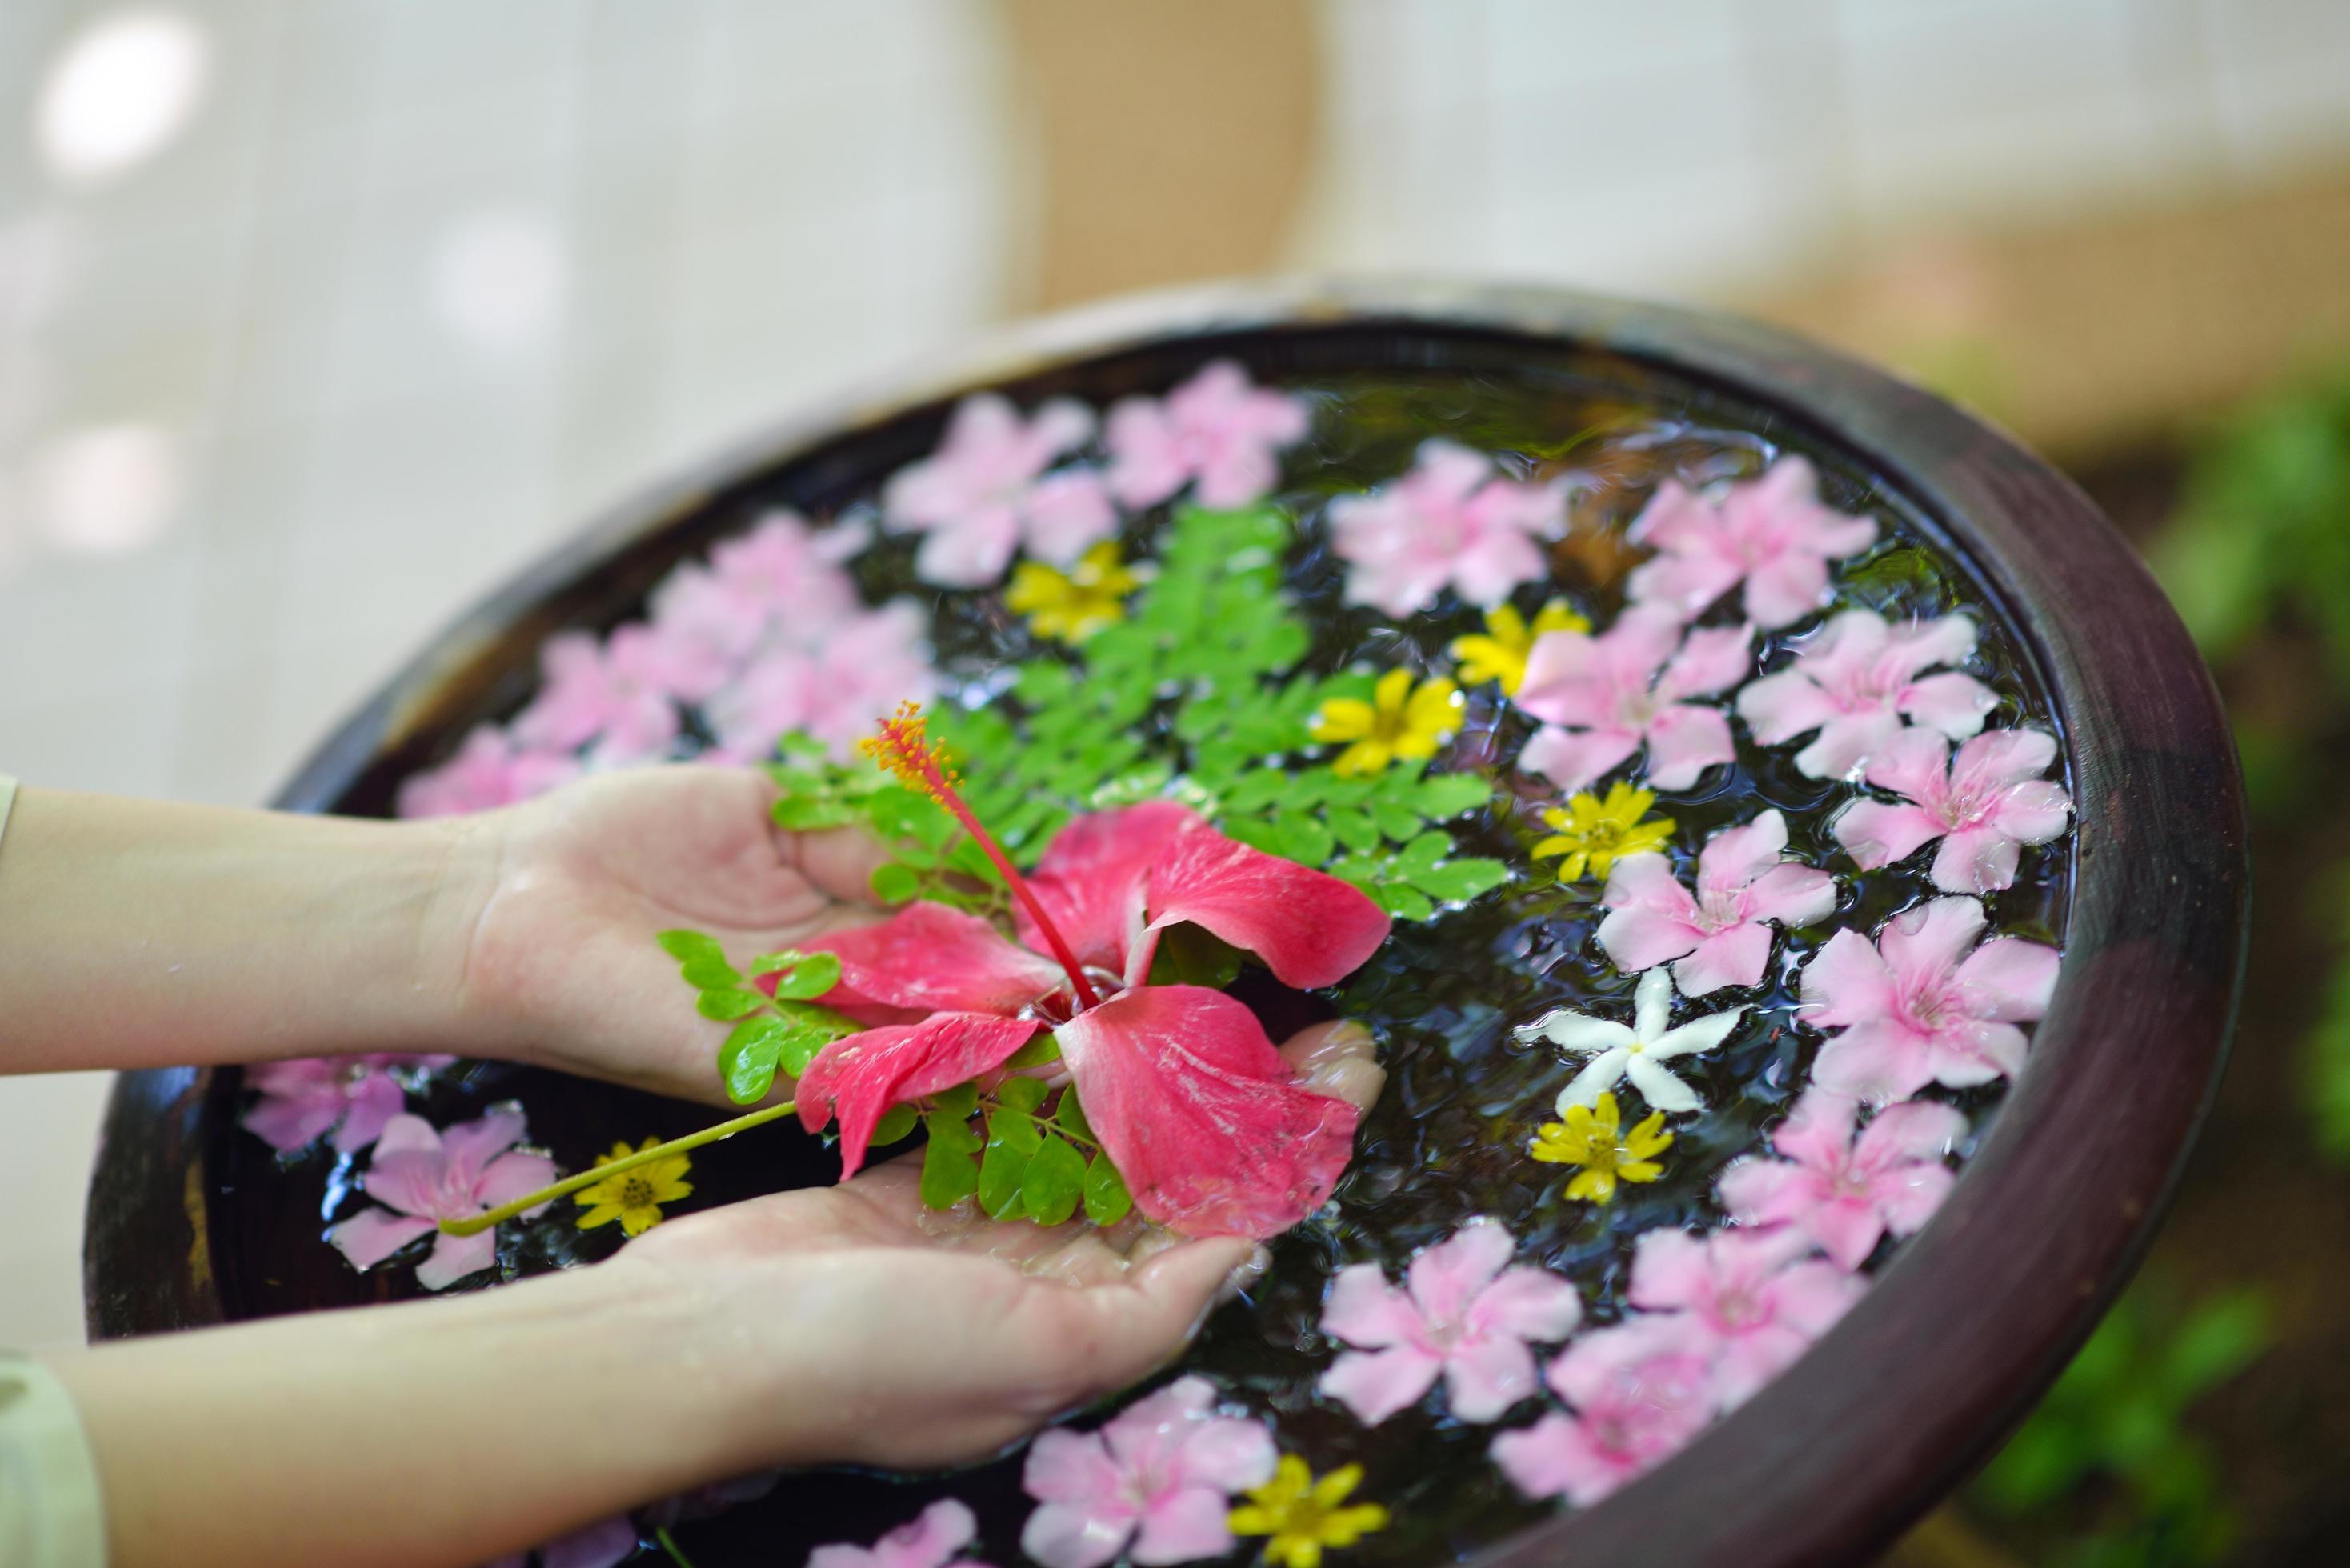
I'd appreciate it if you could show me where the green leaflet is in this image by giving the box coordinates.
[1020,1135,1087,1226]
[1082,1150,1133,1226]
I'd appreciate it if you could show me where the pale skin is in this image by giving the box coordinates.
[0,768,1385,1568]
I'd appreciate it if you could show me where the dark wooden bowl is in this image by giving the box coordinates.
[83,281,2246,1566]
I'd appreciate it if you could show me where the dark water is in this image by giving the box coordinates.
[211,366,2068,1566]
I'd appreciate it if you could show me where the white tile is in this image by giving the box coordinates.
[0,1070,112,1348]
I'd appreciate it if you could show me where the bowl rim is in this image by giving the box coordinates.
[84,278,2246,1567]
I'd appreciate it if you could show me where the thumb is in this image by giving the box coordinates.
[1280,1018,1384,1114]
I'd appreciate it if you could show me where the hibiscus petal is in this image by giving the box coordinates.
[1711,1323,1812,1410]
[1806,1198,1891,1271]
[1876,1162,1958,1238]
[242,1086,345,1153]
[438,1108,529,1190]
[1171,1411,1276,1493]
[1952,726,2056,791]
[1642,705,1735,790]
[331,1074,408,1156]
[1715,1158,1808,1226]
[914,507,1023,588]
[1138,826,1391,990]
[1793,711,1901,781]
[1992,779,2074,846]
[358,1148,450,1222]
[1319,1346,1443,1426]
[475,1151,559,1214]
[1879,897,1989,990]
[1131,1486,1239,1567]
[1023,802,1199,974]
[1862,726,1954,805]
[1626,1229,1712,1312]
[1855,1098,1968,1167]
[1773,1260,1868,1335]
[1771,1086,1861,1170]
[1742,550,1831,630]
[1740,863,1838,929]
[1491,1413,1622,1506]
[805,902,1067,1016]
[1023,470,1119,564]
[326,1207,435,1271]
[1053,986,1359,1237]
[798,1013,1044,1178]
[1022,1427,1127,1506]
[1517,723,1642,793]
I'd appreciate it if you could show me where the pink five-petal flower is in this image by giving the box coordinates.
[1800,895,2060,1102]
[326,1110,556,1291]
[1625,457,1880,629]
[1317,1218,1582,1426]
[1735,610,1996,780]
[1718,1087,1967,1270]
[791,803,1390,1236]
[1595,810,1837,996]
[1833,727,2072,894]
[709,510,867,629]
[1490,1316,1714,1506]
[1327,439,1567,617]
[395,726,580,819]
[1104,360,1309,510]
[1515,606,1752,794]
[809,1499,992,1568]
[882,393,1114,587]
[1019,1375,1275,1568]
[706,602,938,763]
[242,1053,456,1155]
[1626,1226,1867,1409]
[511,624,727,762]
[481,1514,643,1568]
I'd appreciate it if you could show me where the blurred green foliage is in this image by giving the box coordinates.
[1975,1283,2271,1566]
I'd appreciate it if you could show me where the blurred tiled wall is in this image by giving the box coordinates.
[3,0,2347,1349]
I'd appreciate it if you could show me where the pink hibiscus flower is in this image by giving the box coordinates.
[1718,1087,1966,1270]
[790,758,1390,1235]
[395,726,579,818]
[1490,1317,1713,1506]
[882,393,1114,587]
[1515,607,1751,794]
[1327,440,1566,617]
[706,602,938,762]
[1019,1375,1275,1568]
[1104,360,1308,510]
[1625,1226,1865,1409]
[1735,610,1996,780]
[1595,810,1837,996]
[512,624,728,762]
[1624,458,1879,629]
[481,1514,639,1568]
[1800,896,2060,1102]
[810,1500,991,1568]
[1832,727,2072,894]
[326,1110,556,1291]
[1317,1218,1582,1426]
[242,1053,456,1155]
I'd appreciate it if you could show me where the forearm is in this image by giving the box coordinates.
[44,1258,786,1568]
[0,786,495,1072]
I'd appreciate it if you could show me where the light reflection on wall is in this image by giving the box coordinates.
[27,422,183,557]
[428,210,570,357]
[33,8,210,184]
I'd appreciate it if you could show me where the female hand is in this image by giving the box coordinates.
[453,765,890,1103]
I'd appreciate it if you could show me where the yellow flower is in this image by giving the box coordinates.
[1532,782,1674,882]
[1004,541,1142,644]
[1228,1456,1389,1568]
[1449,598,1589,694]
[1528,1091,1672,1203]
[574,1138,694,1237]
[1309,669,1463,778]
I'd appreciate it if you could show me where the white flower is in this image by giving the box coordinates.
[1515,968,1745,1116]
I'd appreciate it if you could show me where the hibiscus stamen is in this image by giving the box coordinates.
[861,701,1102,1010]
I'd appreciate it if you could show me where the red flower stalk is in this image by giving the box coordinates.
[777,708,1394,1237]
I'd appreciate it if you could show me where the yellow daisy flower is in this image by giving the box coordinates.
[1532,782,1675,882]
[1309,669,1463,779]
[574,1137,694,1237]
[1449,598,1589,694]
[1528,1091,1673,1203]
[1004,541,1142,644]
[1229,1456,1389,1568]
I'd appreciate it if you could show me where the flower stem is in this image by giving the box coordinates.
[656,1526,697,1568]
[436,1100,797,1238]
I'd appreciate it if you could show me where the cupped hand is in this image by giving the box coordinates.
[453,765,888,1102]
[608,1020,1383,1470]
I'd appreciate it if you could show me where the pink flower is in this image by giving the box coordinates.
[481,1514,640,1568]
[1491,1317,1712,1506]
[1718,1087,1965,1270]
[513,624,727,762]
[709,510,867,620]
[1318,1218,1582,1426]
[1019,1376,1275,1568]
[1327,440,1566,616]
[1104,360,1308,510]
[396,726,579,818]
[790,798,1389,1236]
[1735,610,1996,780]
[809,1499,991,1568]
[326,1110,556,1291]
[883,393,1114,587]
[1625,458,1879,628]
[1515,608,1751,794]
[1800,896,2060,1101]
[1832,728,2072,894]
[1626,1226,1865,1408]
[707,602,937,762]
[1595,810,1837,996]
[242,1054,456,1155]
